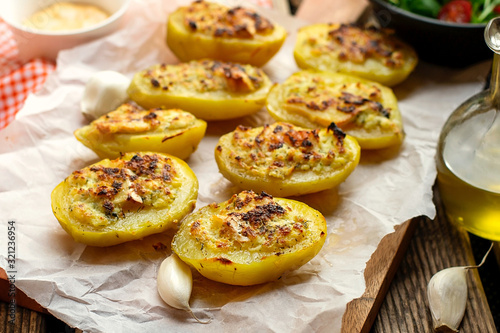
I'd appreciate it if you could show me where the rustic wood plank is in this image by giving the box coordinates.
[371,185,498,333]
[0,302,46,333]
[341,218,417,333]
[494,242,500,268]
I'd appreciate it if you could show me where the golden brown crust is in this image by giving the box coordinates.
[267,71,404,149]
[67,153,179,226]
[89,103,197,135]
[216,122,350,180]
[294,23,417,87]
[283,76,391,127]
[270,71,400,133]
[183,0,274,39]
[326,24,407,68]
[139,60,267,94]
[188,191,310,253]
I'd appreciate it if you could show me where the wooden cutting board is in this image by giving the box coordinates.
[341,219,416,332]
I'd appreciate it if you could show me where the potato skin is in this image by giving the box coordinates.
[74,104,206,160]
[294,23,417,87]
[51,152,198,247]
[172,190,327,286]
[266,70,404,150]
[166,1,286,66]
[127,60,273,121]
[214,122,360,197]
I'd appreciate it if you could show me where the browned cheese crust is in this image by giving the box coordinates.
[284,79,390,127]
[183,0,274,39]
[189,191,310,252]
[326,24,407,69]
[68,153,178,226]
[91,103,197,135]
[216,122,349,180]
[140,60,267,94]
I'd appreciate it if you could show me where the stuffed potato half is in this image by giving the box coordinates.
[294,23,417,87]
[172,190,327,286]
[166,0,287,66]
[51,152,198,247]
[127,60,273,121]
[74,103,207,160]
[214,122,360,197]
[266,70,404,150]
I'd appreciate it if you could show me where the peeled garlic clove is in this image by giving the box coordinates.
[81,71,130,121]
[427,267,468,332]
[157,254,210,323]
[157,253,193,310]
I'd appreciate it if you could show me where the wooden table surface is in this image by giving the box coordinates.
[371,185,498,333]
[1,1,499,332]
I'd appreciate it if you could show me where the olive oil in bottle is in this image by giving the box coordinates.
[436,17,500,241]
[436,106,500,241]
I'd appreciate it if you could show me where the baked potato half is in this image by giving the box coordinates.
[214,122,360,197]
[266,70,404,150]
[293,23,417,87]
[51,152,198,247]
[172,190,327,286]
[166,0,286,66]
[74,103,206,160]
[127,60,272,121]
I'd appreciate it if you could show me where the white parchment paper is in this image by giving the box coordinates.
[0,0,491,332]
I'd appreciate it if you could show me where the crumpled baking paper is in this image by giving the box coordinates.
[0,0,491,332]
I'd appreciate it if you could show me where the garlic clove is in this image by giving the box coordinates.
[81,71,130,121]
[427,266,468,333]
[157,253,193,310]
[157,253,210,323]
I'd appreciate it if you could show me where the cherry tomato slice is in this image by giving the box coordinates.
[437,0,472,23]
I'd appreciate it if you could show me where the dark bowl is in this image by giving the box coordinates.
[369,0,492,67]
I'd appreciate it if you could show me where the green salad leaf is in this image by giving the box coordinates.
[471,0,500,23]
[389,0,443,17]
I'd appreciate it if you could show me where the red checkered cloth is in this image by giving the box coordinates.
[0,19,56,130]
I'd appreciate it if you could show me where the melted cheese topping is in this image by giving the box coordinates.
[66,153,180,227]
[181,0,274,39]
[139,60,267,94]
[189,191,313,254]
[23,2,109,31]
[91,103,197,135]
[217,122,349,180]
[305,24,407,68]
[281,73,396,131]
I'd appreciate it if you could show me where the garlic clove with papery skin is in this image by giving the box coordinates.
[427,243,494,333]
[157,253,210,323]
[427,266,468,333]
[157,253,193,310]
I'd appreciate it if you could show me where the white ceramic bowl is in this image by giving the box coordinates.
[0,0,131,62]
